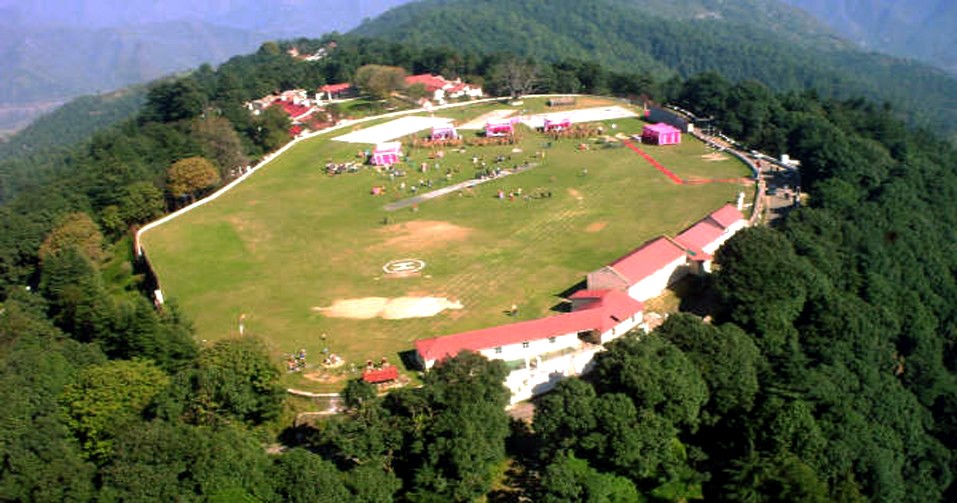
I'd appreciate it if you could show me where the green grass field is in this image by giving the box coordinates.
[142,97,753,390]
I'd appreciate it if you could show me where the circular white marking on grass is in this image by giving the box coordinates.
[383,258,426,275]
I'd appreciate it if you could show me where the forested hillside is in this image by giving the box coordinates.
[0,30,954,500]
[354,0,957,139]
[781,0,957,75]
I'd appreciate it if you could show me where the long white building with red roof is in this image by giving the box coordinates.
[415,290,643,403]
[413,203,747,403]
[588,203,746,298]
[675,204,747,273]
[587,236,691,302]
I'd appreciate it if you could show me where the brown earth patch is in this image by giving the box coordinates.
[701,152,730,162]
[302,371,351,383]
[585,221,607,233]
[567,188,584,201]
[575,96,617,108]
[380,220,473,250]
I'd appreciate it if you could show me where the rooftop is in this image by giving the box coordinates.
[416,290,642,363]
[320,83,352,93]
[708,203,745,229]
[644,122,681,134]
[675,219,725,251]
[406,74,449,93]
[607,237,688,285]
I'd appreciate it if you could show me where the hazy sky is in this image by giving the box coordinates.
[0,0,412,34]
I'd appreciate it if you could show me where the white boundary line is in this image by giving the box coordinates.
[134,94,614,255]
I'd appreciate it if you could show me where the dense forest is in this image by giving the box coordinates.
[354,0,957,141]
[0,31,955,501]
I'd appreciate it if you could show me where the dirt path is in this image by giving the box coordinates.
[383,162,539,211]
[458,109,517,129]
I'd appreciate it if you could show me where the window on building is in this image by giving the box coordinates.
[548,336,557,343]
[522,341,530,348]
[494,346,502,354]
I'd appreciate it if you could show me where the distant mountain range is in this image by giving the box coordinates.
[3,0,956,141]
[0,0,409,133]
[780,0,957,75]
[353,0,957,135]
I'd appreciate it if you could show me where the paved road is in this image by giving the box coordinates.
[383,162,539,211]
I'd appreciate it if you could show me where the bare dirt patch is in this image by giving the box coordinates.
[567,188,584,201]
[380,220,473,250]
[302,371,351,383]
[313,296,463,320]
[701,152,730,162]
[585,221,607,233]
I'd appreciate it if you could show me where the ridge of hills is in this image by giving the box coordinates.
[353,0,957,137]
[780,0,957,75]
[0,20,266,132]
[0,0,410,133]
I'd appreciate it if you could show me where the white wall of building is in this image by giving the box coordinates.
[702,220,747,255]
[597,313,643,344]
[505,345,605,404]
[626,255,689,301]
[478,331,582,363]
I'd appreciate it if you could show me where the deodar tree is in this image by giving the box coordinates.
[166,156,221,204]
[38,212,105,265]
[490,56,542,98]
[353,64,407,100]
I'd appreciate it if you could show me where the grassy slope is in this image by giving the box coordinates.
[143,98,752,389]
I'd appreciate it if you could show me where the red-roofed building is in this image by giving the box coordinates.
[414,289,643,403]
[587,237,691,302]
[405,74,483,104]
[273,99,314,121]
[362,365,399,384]
[415,290,643,370]
[675,203,747,272]
[709,203,746,230]
[319,83,355,101]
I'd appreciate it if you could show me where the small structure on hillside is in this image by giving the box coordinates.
[431,125,459,141]
[485,119,515,137]
[642,123,682,145]
[547,96,577,107]
[318,83,354,101]
[405,74,484,104]
[371,142,402,166]
[543,117,571,132]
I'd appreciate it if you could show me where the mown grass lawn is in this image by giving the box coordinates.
[142,97,753,391]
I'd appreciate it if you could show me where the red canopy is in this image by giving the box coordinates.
[362,366,399,383]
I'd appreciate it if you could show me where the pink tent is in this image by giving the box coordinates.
[485,120,514,137]
[371,142,402,166]
[431,125,459,141]
[641,123,681,145]
[543,117,571,132]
